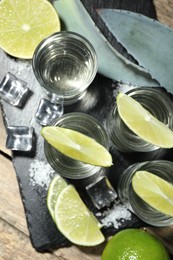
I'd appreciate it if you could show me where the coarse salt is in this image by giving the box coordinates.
[96,200,131,229]
[29,159,54,189]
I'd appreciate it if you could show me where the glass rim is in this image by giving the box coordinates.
[107,86,173,152]
[32,31,98,101]
[44,112,109,179]
[118,160,173,226]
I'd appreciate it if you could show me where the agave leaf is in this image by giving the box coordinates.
[54,0,158,87]
[98,9,173,94]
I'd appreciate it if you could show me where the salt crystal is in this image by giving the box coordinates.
[29,159,54,189]
[96,200,131,229]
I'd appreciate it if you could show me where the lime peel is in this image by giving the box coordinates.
[47,175,67,221]
[132,171,173,217]
[102,228,170,260]
[117,92,173,148]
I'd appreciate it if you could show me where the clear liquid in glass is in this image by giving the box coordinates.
[45,55,90,96]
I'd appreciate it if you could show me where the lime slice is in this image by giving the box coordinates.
[47,175,67,220]
[0,0,60,59]
[54,185,105,246]
[117,92,173,148]
[41,126,112,167]
[132,171,173,216]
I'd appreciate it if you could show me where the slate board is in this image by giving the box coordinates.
[1,0,172,253]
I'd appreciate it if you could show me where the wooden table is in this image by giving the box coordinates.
[0,1,173,259]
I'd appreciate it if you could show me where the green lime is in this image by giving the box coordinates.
[102,229,170,260]
[47,175,67,221]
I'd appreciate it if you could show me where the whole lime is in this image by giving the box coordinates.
[102,229,170,260]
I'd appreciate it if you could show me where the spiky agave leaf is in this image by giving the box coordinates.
[98,9,173,94]
[54,0,158,87]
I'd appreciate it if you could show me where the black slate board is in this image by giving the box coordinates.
[1,0,172,253]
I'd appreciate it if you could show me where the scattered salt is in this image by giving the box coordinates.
[96,200,131,229]
[8,58,32,79]
[29,159,54,189]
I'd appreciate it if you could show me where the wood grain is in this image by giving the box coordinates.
[0,219,59,260]
[154,0,173,27]
[0,155,28,234]
[0,0,173,259]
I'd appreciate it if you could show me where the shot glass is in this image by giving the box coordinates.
[117,160,173,227]
[32,31,98,105]
[107,87,173,152]
[44,112,117,209]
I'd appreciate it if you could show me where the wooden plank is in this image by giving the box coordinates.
[0,219,58,260]
[53,244,104,260]
[0,154,28,235]
[154,0,173,27]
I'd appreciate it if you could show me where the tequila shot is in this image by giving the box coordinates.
[107,87,173,152]
[118,160,173,226]
[32,31,97,105]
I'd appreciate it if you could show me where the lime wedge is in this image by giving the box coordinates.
[0,0,60,59]
[41,126,112,167]
[117,92,173,148]
[54,185,105,246]
[132,171,173,216]
[47,175,67,220]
